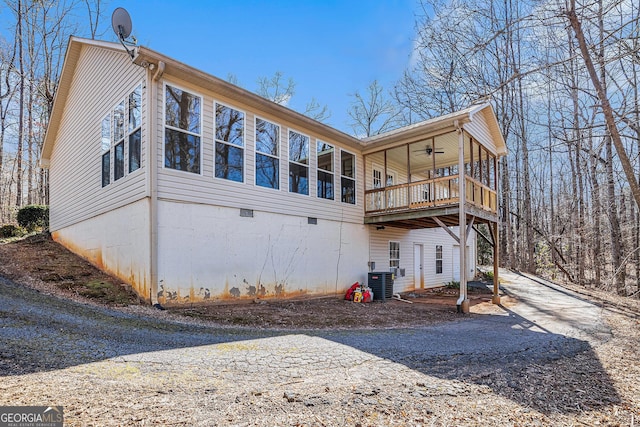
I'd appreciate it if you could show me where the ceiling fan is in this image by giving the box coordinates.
[413,145,445,155]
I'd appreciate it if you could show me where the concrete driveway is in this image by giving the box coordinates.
[0,271,617,425]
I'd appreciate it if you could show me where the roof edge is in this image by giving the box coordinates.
[133,44,363,149]
[41,37,131,165]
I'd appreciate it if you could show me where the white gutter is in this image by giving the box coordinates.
[148,60,164,305]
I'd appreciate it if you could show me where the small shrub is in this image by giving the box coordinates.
[0,224,25,238]
[17,205,49,231]
[445,280,460,289]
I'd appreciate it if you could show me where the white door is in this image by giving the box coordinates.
[413,244,424,289]
[373,166,383,210]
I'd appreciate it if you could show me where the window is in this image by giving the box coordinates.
[390,241,400,269]
[128,86,141,173]
[436,245,443,274]
[114,141,124,180]
[317,140,334,199]
[255,118,280,189]
[113,101,125,181]
[100,84,143,187]
[129,130,141,172]
[341,150,356,204]
[373,168,382,189]
[101,114,110,187]
[289,130,309,195]
[101,152,110,187]
[215,103,244,182]
[165,84,201,174]
[101,115,111,151]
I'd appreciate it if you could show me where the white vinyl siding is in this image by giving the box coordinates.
[464,114,500,156]
[369,225,476,292]
[48,45,147,231]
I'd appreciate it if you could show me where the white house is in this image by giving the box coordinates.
[40,37,506,310]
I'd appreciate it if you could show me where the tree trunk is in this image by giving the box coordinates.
[589,135,603,286]
[566,1,640,213]
[605,133,625,294]
[15,0,24,207]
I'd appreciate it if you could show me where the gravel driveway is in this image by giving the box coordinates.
[0,271,627,426]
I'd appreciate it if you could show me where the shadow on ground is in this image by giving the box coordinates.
[0,274,620,416]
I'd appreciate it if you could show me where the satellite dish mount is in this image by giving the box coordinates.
[111,7,136,60]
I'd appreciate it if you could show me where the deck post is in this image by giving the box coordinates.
[491,221,501,304]
[455,122,469,313]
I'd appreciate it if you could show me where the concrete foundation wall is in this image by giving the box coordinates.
[51,199,151,300]
[156,200,369,303]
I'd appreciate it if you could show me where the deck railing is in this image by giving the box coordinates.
[364,175,496,215]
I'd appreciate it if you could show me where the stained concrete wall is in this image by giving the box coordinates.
[155,200,369,304]
[51,199,151,301]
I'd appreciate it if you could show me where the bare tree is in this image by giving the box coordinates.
[304,97,331,123]
[348,80,399,137]
[563,0,639,294]
[14,0,25,207]
[564,0,640,212]
[256,71,295,106]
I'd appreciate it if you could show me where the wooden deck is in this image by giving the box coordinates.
[364,175,498,229]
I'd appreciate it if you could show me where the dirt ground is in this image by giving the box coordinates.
[0,233,493,329]
[2,233,640,425]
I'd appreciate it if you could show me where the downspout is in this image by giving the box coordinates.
[455,120,469,313]
[149,60,165,305]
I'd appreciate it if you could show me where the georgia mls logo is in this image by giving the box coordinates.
[0,406,63,427]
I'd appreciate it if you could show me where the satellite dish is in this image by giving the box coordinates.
[111,7,136,59]
[112,7,132,40]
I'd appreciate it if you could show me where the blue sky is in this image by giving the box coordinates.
[117,0,419,134]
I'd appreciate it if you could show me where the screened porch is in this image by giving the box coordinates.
[363,128,499,229]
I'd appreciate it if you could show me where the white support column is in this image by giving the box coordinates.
[455,122,469,313]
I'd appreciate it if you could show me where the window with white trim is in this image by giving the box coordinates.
[255,117,280,189]
[390,241,400,269]
[113,100,125,181]
[164,84,201,174]
[436,245,443,274]
[317,140,334,199]
[214,103,244,182]
[101,114,110,187]
[128,86,142,173]
[289,130,309,195]
[340,150,356,204]
[100,84,142,187]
